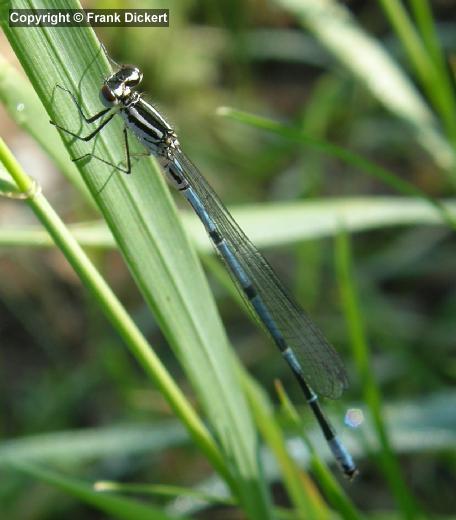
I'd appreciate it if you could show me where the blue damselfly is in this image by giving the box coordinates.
[51,53,357,479]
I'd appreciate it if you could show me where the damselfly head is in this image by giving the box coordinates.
[100,65,143,107]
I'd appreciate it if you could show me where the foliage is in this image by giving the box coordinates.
[0,0,455,518]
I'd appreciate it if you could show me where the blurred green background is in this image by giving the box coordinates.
[1,0,455,518]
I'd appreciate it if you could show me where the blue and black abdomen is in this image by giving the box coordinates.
[171,150,349,400]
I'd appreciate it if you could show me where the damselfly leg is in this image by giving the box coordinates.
[50,87,132,174]
[53,84,111,123]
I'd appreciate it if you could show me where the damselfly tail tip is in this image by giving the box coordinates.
[328,436,358,482]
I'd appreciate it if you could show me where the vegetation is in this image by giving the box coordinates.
[0,0,455,518]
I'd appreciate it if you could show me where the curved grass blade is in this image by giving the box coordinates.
[335,229,421,519]
[243,378,332,520]
[2,196,456,251]
[10,462,182,520]
[379,0,456,146]
[0,422,187,468]
[0,139,229,486]
[218,107,456,230]
[274,0,456,176]
[275,381,361,520]
[0,53,92,203]
[94,481,235,507]
[0,3,272,513]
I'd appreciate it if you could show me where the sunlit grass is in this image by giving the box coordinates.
[0,0,454,518]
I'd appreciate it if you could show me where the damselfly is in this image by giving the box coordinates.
[51,52,357,479]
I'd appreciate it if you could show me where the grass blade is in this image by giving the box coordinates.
[335,229,420,519]
[275,381,361,520]
[0,138,229,484]
[243,378,330,520]
[379,0,456,146]
[0,422,187,468]
[2,196,456,251]
[1,1,272,516]
[218,107,456,230]
[10,462,182,520]
[274,0,456,175]
[94,481,235,507]
[0,53,92,202]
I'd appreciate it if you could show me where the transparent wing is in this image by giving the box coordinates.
[173,150,348,399]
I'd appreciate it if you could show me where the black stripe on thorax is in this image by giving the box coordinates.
[125,106,167,142]
[126,115,161,141]
[133,103,170,131]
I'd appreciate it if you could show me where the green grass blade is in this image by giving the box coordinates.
[0,138,229,483]
[275,381,361,520]
[379,0,456,146]
[218,107,456,230]
[1,1,272,516]
[0,53,92,203]
[2,196,456,251]
[94,481,235,507]
[274,0,456,175]
[6,392,450,474]
[408,0,448,66]
[335,229,421,519]
[10,462,182,520]
[0,422,187,468]
[243,378,330,520]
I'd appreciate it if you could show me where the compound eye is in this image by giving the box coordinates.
[100,84,117,106]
